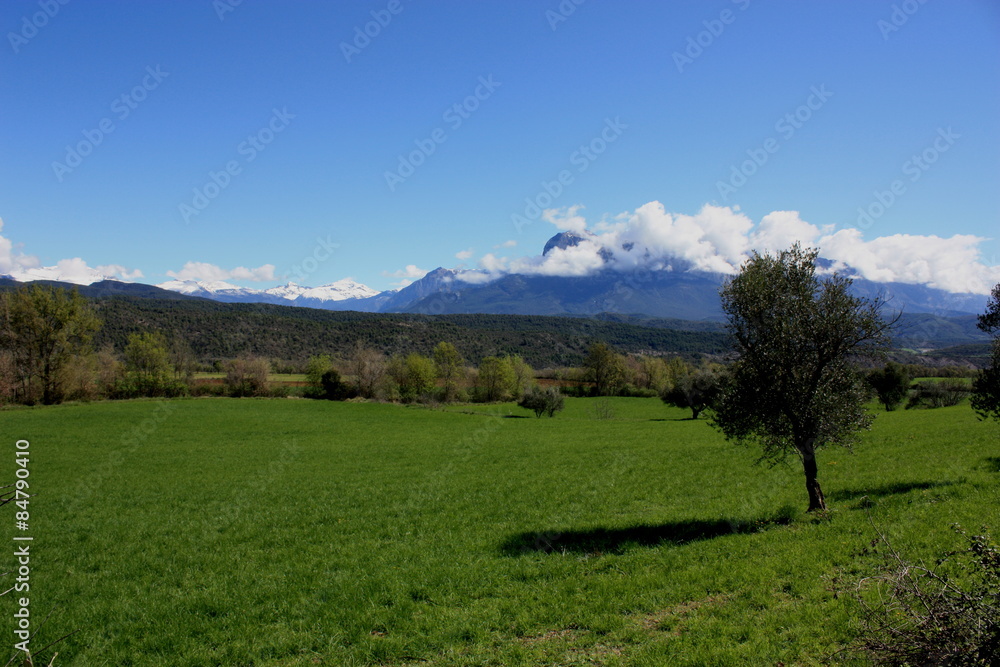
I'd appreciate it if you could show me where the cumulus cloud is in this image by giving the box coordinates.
[0,218,40,275]
[167,261,276,283]
[494,240,517,249]
[0,217,142,285]
[465,202,1000,295]
[542,205,588,234]
[383,264,429,288]
[455,248,474,260]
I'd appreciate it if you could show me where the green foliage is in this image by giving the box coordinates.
[907,378,971,409]
[84,296,730,369]
[971,283,1000,421]
[518,385,565,417]
[506,353,534,400]
[304,354,333,388]
[475,355,515,402]
[319,369,355,401]
[713,245,894,512]
[584,342,626,396]
[867,362,911,411]
[660,365,723,419]
[433,341,464,402]
[0,284,101,404]
[119,331,186,398]
[389,353,436,402]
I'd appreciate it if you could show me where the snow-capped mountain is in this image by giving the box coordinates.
[155,278,381,307]
[6,232,992,320]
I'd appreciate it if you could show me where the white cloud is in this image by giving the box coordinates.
[494,240,517,249]
[818,230,1000,294]
[0,217,40,275]
[98,264,144,280]
[167,261,276,283]
[383,264,429,288]
[455,248,474,260]
[0,217,142,285]
[464,202,999,295]
[383,264,428,279]
[749,210,822,254]
[542,205,588,234]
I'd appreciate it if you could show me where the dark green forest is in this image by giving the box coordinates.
[90,296,732,368]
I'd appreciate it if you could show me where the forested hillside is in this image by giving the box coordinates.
[90,296,732,368]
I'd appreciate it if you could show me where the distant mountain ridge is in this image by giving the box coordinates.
[4,231,992,321]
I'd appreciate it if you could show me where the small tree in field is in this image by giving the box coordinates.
[476,356,514,402]
[867,362,911,411]
[971,283,1000,422]
[660,366,723,419]
[433,341,464,402]
[224,356,271,397]
[519,386,564,417]
[712,245,895,512]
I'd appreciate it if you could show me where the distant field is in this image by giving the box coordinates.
[3,397,997,665]
[193,372,309,384]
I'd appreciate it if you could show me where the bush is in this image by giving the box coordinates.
[867,362,910,411]
[518,386,565,417]
[907,379,970,409]
[660,368,723,419]
[320,369,355,401]
[224,357,271,397]
[847,524,999,665]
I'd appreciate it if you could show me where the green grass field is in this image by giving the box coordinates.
[2,397,997,666]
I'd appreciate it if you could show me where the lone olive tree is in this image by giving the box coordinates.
[971,283,1000,422]
[712,245,895,512]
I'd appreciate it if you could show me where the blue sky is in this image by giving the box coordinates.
[2,0,998,293]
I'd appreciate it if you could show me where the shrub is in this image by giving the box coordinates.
[518,386,565,418]
[847,524,1000,665]
[867,362,911,411]
[907,379,970,409]
[224,357,271,397]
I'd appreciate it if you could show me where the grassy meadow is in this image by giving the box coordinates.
[2,396,997,665]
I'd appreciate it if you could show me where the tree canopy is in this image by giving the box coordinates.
[712,245,895,512]
[971,283,1000,421]
[0,284,101,404]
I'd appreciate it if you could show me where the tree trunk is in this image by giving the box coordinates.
[801,446,827,512]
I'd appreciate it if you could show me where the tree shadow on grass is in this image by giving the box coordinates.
[827,480,957,503]
[981,457,1000,473]
[501,514,792,556]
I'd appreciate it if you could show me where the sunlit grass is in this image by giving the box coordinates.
[2,397,996,665]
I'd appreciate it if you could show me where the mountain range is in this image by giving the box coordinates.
[3,232,992,321]
[147,232,991,320]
